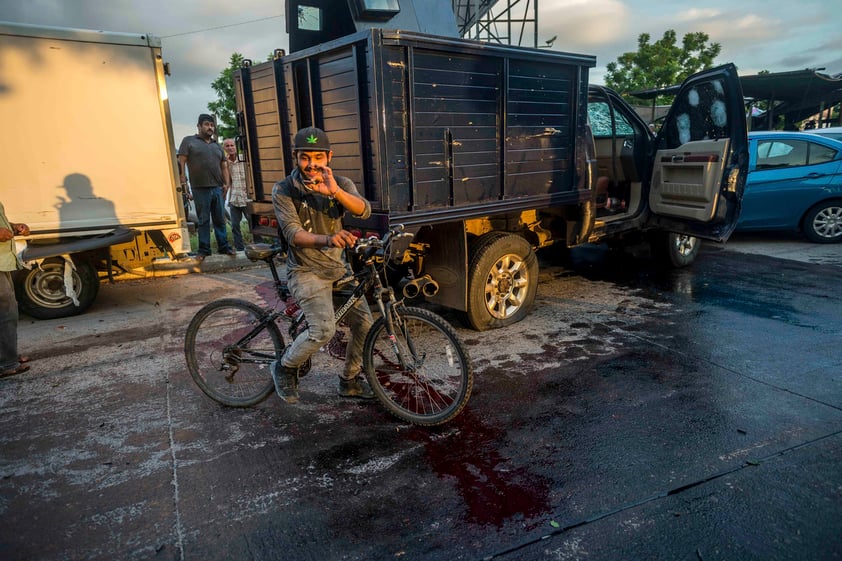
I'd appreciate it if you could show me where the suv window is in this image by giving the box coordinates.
[662,79,730,147]
[756,139,837,169]
[588,101,634,137]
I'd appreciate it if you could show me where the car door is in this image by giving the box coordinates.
[647,63,748,241]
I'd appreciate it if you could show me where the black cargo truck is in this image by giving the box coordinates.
[233,29,747,330]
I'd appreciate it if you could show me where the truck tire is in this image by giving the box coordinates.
[14,257,99,319]
[652,232,700,268]
[459,233,538,331]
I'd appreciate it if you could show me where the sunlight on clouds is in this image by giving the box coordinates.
[732,14,771,30]
[704,13,782,43]
[675,9,722,22]
[540,0,628,46]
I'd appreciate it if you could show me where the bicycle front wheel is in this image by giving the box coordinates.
[363,306,473,425]
[184,298,282,407]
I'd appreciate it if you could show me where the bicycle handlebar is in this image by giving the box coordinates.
[351,224,408,255]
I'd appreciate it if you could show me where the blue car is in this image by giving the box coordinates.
[737,131,842,243]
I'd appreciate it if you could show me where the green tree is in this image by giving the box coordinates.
[207,52,245,140]
[605,30,721,102]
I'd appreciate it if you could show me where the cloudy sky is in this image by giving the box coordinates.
[2,0,841,143]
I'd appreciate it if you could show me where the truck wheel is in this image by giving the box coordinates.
[459,233,538,331]
[13,258,99,319]
[652,232,700,268]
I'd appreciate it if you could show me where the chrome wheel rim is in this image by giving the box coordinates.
[483,253,529,320]
[23,262,81,309]
[674,234,698,256]
[811,206,842,240]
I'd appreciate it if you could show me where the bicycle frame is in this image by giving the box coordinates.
[286,251,391,335]
[284,248,417,371]
[248,228,418,373]
[226,310,283,367]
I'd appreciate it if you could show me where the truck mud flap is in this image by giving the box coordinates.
[22,228,139,262]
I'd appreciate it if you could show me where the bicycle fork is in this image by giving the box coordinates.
[372,285,417,372]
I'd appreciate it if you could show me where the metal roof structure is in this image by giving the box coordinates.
[285,0,539,52]
[453,0,539,48]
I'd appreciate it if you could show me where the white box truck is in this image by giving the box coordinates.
[0,21,191,319]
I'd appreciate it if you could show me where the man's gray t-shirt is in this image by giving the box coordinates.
[177,135,225,188]
[272,168,371,281]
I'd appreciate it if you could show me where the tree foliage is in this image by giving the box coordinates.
[605,30,721,101]
[207,52,245,141]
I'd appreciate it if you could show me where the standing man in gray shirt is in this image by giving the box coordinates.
[178,114,235,261]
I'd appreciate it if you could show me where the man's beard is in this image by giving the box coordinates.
[302,165,324,179]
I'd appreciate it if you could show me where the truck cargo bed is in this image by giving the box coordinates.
[235,29,596,231]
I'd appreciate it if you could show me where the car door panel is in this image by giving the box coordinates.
[647,63,748,241]
[650,139,729,221]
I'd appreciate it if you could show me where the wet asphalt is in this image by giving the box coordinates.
[1,232,841,561]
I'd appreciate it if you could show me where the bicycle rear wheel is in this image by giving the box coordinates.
[363,306,473,425]
[184,298,282,407]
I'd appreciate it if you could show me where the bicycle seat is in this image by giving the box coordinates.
[245,243,284,262]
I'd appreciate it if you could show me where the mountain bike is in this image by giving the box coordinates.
[184,225,473,426]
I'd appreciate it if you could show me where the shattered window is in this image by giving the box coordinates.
[588,101,635,138]
[665,79,729,147]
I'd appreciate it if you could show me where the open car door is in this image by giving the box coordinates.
[648,63,748,241]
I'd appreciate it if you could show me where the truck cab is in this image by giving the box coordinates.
[585,65,748,266]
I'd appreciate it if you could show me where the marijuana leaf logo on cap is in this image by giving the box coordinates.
[306,134,318,144]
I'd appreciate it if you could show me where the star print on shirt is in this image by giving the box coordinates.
[301,199,312,231]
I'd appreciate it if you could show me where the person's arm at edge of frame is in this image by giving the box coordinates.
[177,155,192,201]
[0,222,30,241]
[220,154,231,201]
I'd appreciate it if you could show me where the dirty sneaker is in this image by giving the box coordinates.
[338,375,375,399]
[271,361,299,404]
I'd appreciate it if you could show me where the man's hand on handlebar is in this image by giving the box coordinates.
[327,229,358,249]
[328,225,406,253]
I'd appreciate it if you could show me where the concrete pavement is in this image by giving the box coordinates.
[718,230,842,266]
[3,231,841,561]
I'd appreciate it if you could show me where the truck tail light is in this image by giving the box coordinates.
[258,216,279,229]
